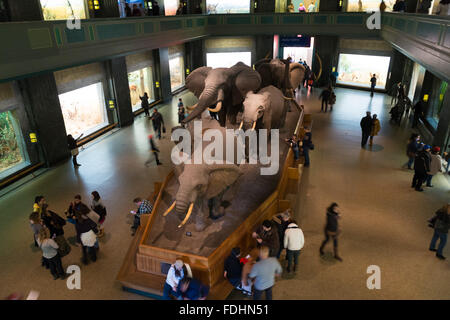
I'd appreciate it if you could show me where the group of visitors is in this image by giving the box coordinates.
[285,126,313,167]
[384,0,449,15]
[30,193,107,279]
[360,111,381,148]
[287,1,317,13]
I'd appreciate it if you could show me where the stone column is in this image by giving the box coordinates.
[110,57,134,127]
[6,0,42,21]
[433,88,450,149]
[158,47,173,102]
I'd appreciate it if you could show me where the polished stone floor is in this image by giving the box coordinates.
[0,88,448,300]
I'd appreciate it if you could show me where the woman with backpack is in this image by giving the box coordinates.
[428,204,450,260]
[91,191,107,238]
[41,204,71,257]
[75,214,99,265]
[36,228,66,280]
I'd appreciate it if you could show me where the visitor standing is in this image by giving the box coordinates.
[150,108,165,139]
[428,204,450,260]
[331,70,339,88]
[178,98,185,124]
[248,246,282,300]
[308,1,316,12]
[130,197,153,236]
[393,0,406,11]
[319,86,332,112]
[176,3,183,15]
[426,146,443,187]
[91,191,107,238]
[287,2,295,12]
[301,127,313,167]
[75,214,98,265]
[163,259,189,300]
[298,3,307,12]
[319,202,343,261]
[411,144,431,192]
[412,100,425,128]
[370,74,377,97]
[36,228,66,280]
[40,204,71,257]
[132,4,141,16]
[360,111,372,148]
[139,3,146,16]
[380,0,387,12]
[435,0,450,15]
[67,134,83,167]
[283,220,305,273]
[223,247,245,291]
[369,114,381,146]
[125,3,132,17]
[33,195,46,216]
[29,212,43,248]
[152,1,160,16]
[272,209,292,258]
[405,134,421,169]
[145,134,162,166]
[252,220,280,258]
[140,92,150,117]
[285,134,301,161]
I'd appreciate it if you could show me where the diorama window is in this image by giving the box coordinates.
[128,67,155,112]
[169,55,185,92]
[39,0,87,20]
[58,82,108,137]
[206,52,252,69]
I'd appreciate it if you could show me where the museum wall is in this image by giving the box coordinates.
[204,36,256,68]
[387,49,407,93]
[6,0,42,21]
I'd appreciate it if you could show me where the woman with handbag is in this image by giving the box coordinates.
[319,203,343,262]
[75,214,99,265]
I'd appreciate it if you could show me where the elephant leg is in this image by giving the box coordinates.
[195,200,209,232]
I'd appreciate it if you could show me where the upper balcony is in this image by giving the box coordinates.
[0,12,449,82]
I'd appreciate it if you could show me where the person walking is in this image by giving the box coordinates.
[91,191,107,238]
[283,220,305,273]
[252,220,280,258]
[319,202,343,261]
[178,98,185,124]
[426,146,443,187]
[163,259,190,300]
[75,213,98,265]
[428,204,450,260]
[272,209,292,259]
[411,144,431,192]
[248,246,282,300]
[140,92,150,117]
[67,134,83,167]
[360,111,372,148]
[370,74,377,97]
[130,197,153,236]
[145,134,162,166]
[405,134,421,169]
[369,114,381,146]
[319,86,332,112]
[36,228,66,280]
[40,204,71,257]
[150,108,165,139]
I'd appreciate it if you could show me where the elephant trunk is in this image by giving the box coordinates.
[182,86,223,123]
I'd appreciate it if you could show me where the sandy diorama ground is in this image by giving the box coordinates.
[145,106,301,256]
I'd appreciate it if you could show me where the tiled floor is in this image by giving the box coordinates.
[0,88,448,300]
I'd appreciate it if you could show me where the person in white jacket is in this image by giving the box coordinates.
[283,221,305,272]
[426,146,443,187]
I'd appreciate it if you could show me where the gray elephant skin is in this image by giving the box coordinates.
[182,62,261,127]
[242,85,288,131]
[255,58,305,95]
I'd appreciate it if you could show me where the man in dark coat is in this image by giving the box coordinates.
[150,108,165,139]
[252,220,280,257]
[319,86,331,112]
[412,145,431,192]
[412,100,424,128]
[360,111,372,148]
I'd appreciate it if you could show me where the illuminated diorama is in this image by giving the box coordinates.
[58,83,108,137]
[128,67,155,112]
[0,111,28,178]
[206,52,252,69]
[337,53,391,89]
[164,0,179,15]
[206,0,250,14]
[346,0,394,11]
[39,0,87,20]
[169,55,185,92]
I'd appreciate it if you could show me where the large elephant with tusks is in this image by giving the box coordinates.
[182,62,261,127]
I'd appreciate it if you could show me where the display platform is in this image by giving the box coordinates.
[117,108,312,300]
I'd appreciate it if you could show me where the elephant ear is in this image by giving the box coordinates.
[231,63,262,106]
[185,67,212,98]
[206,165,242,199]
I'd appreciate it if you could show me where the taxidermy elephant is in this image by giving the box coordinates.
[255,58,305,110]
[182,62,261,127]
[241,85,288,131]
[163,163,242,231]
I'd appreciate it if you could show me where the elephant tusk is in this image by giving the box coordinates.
[239,121,243,130]
[208,100,222,113]
[178,202,194,228]
[163,201,176,217]
[282,95,294,100]
[251,121,256,131]
[186,103,198,111]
